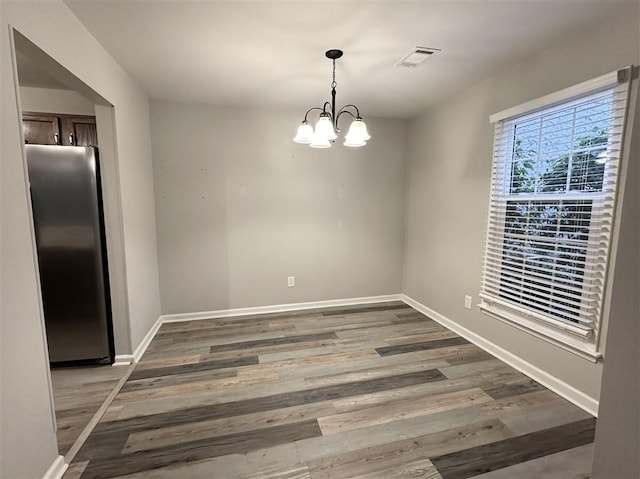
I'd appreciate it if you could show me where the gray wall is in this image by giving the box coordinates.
[151,102,407,314]
[592,75,640,479]
[0,1,161,477]
[403,7,639,404]
[19,86,95,115]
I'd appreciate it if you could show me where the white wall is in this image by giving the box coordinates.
[403,7,639,407]
[151,101,407,314]
[0,1,161,477]
[19,86,95,115]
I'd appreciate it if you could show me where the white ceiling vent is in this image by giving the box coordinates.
[396,47,440,68]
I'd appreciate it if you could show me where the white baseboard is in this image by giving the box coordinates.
[132,316,164,363]
[160,294,404,323]
[113,354,134,366]
[42,455,67,479]
[401,294,599,416]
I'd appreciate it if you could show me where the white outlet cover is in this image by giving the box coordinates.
[464,295,472,309]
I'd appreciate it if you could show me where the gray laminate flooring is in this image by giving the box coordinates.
[51,364,129,456]
[63,302,594,479]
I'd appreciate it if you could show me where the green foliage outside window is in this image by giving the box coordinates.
[500,125,609,322]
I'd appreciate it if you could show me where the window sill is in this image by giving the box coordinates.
[479,299,602,362]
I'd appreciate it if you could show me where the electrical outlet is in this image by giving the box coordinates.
[465,295,472,310]
[288,276,295,287]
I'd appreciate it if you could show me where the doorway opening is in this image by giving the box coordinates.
[11,29,131,459]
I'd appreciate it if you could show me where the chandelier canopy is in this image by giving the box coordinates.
[293,49,370,148]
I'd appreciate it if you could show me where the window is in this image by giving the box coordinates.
[480,69,633,359]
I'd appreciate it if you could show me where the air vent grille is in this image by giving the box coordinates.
[396,47,440,68]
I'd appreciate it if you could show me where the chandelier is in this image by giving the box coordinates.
[293,49,371,148]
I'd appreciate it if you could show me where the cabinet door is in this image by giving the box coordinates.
[65,116,98,146]
[23,114,60,145]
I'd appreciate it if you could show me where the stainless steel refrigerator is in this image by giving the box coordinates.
[26,145,113,364]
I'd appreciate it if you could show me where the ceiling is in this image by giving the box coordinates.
[63,1,635,119]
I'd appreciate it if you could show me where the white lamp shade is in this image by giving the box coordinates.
[344,119,371,143]
[314,115,337,141]
[343,137,367,147]
[310,132,332,148]
[293,122,313,144]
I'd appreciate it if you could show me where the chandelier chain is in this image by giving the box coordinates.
[331,59,337,89]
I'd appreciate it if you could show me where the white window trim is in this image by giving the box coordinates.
[490,70,621,123]
[481,67,634,362]
[479,296,601,362]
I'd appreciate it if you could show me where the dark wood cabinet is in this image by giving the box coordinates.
[65,116,98,146]
[22,114,61,145]
[23,112,97,146]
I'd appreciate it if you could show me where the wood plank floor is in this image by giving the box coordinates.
[63,302,595,479]
[51,364,130,457]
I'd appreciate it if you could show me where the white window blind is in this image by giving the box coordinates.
[480,69,632,355]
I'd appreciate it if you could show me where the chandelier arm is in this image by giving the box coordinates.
[337,104,362,119]
[303,106,326,122]
[335,108,356,126]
